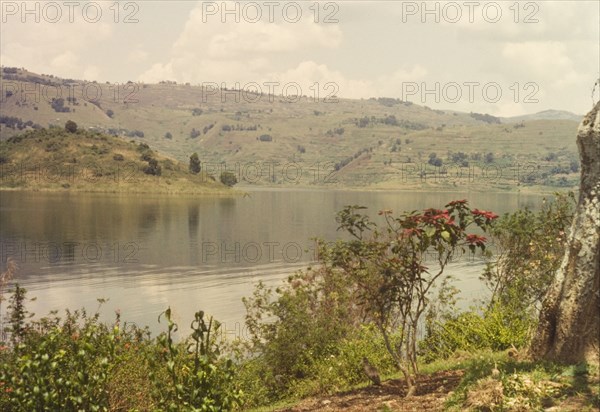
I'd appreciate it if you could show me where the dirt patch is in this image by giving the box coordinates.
[277,370,464,411]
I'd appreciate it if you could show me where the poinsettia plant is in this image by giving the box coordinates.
[332,200,498,395]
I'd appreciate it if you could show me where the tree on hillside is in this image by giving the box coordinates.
[65,120,78,133]
[144,158,161,176]
[530,101,600,364]
[189,153,201,174]
[220,171,237,187]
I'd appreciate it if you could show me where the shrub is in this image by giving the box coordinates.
[219,171,237,187]
[189,153,201,174]
[65,120,77,133]
[144,158,161,176]
[481,193,575,311]
[0,287,243,411]
[420,301,535,363]
[238,266,364,405]
[149,308,242,411]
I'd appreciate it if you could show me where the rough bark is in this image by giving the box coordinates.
[530,101,600,364]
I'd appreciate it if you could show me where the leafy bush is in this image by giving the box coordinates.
[0,287,242,411]
[482,193,574,311]
[420,194,575,364]
[420,301,535,363]
[285,325,398,399]
[237,266,364,405]
[331,202,497,394]
[149,308,242,411]
[64,120,77,133]
[144,158,162,176]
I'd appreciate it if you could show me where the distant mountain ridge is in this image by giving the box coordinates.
[502,110,583,123]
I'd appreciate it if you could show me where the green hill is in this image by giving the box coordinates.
[0,126,229,193]
[0,67,582,191]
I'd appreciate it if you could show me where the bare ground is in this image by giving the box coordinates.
[276,370,465,412]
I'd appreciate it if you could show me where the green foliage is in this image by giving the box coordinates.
[446,354,599,412]
[150,308,242,411]
[5,284,32,346]
[64,120,77,133]
[421,194,574,364]
[482,192,575,311]
[238,201,499,404]
[0,288,242,411]
[285,325,398,399]
[332,201,497,382]
[220,171,237,187]
[238,266,364,405]
[0,301,118,411]
[420,301,535,363]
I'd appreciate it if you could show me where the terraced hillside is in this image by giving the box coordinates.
[0,67,581,191]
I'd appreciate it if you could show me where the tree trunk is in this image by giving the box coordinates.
[530,101,600,364]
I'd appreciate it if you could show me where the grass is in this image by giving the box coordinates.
[243,349,600,411]
[0,127,233,194]
[444,351,600,411]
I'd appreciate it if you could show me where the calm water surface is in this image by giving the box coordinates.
[0,190,547,337]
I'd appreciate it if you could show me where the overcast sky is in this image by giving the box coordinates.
[1,1,599,116]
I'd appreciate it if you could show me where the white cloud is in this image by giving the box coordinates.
[502,41,582,87]
[128,49,149,63]
[1,0,596,115]
[1,20,112,79]
[139,2,342,85]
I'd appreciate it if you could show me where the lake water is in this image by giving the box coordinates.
[0,190,547,339]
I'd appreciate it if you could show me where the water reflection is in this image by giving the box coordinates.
[0,189,549,336]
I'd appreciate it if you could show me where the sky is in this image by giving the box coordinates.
[1,0,599,116]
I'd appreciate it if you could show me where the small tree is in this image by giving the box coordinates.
[106,109,114,118]
[189,152,201,174]
[65,120,78,133]
[220,171,237,187]
[333,201,497,395]
[7,284,31,346]
[0,257,17,341]
[144,158,161,176]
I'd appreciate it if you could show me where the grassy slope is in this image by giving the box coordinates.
[0,68,581,191]
[256,350,599,411]
[0,127,229,194]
